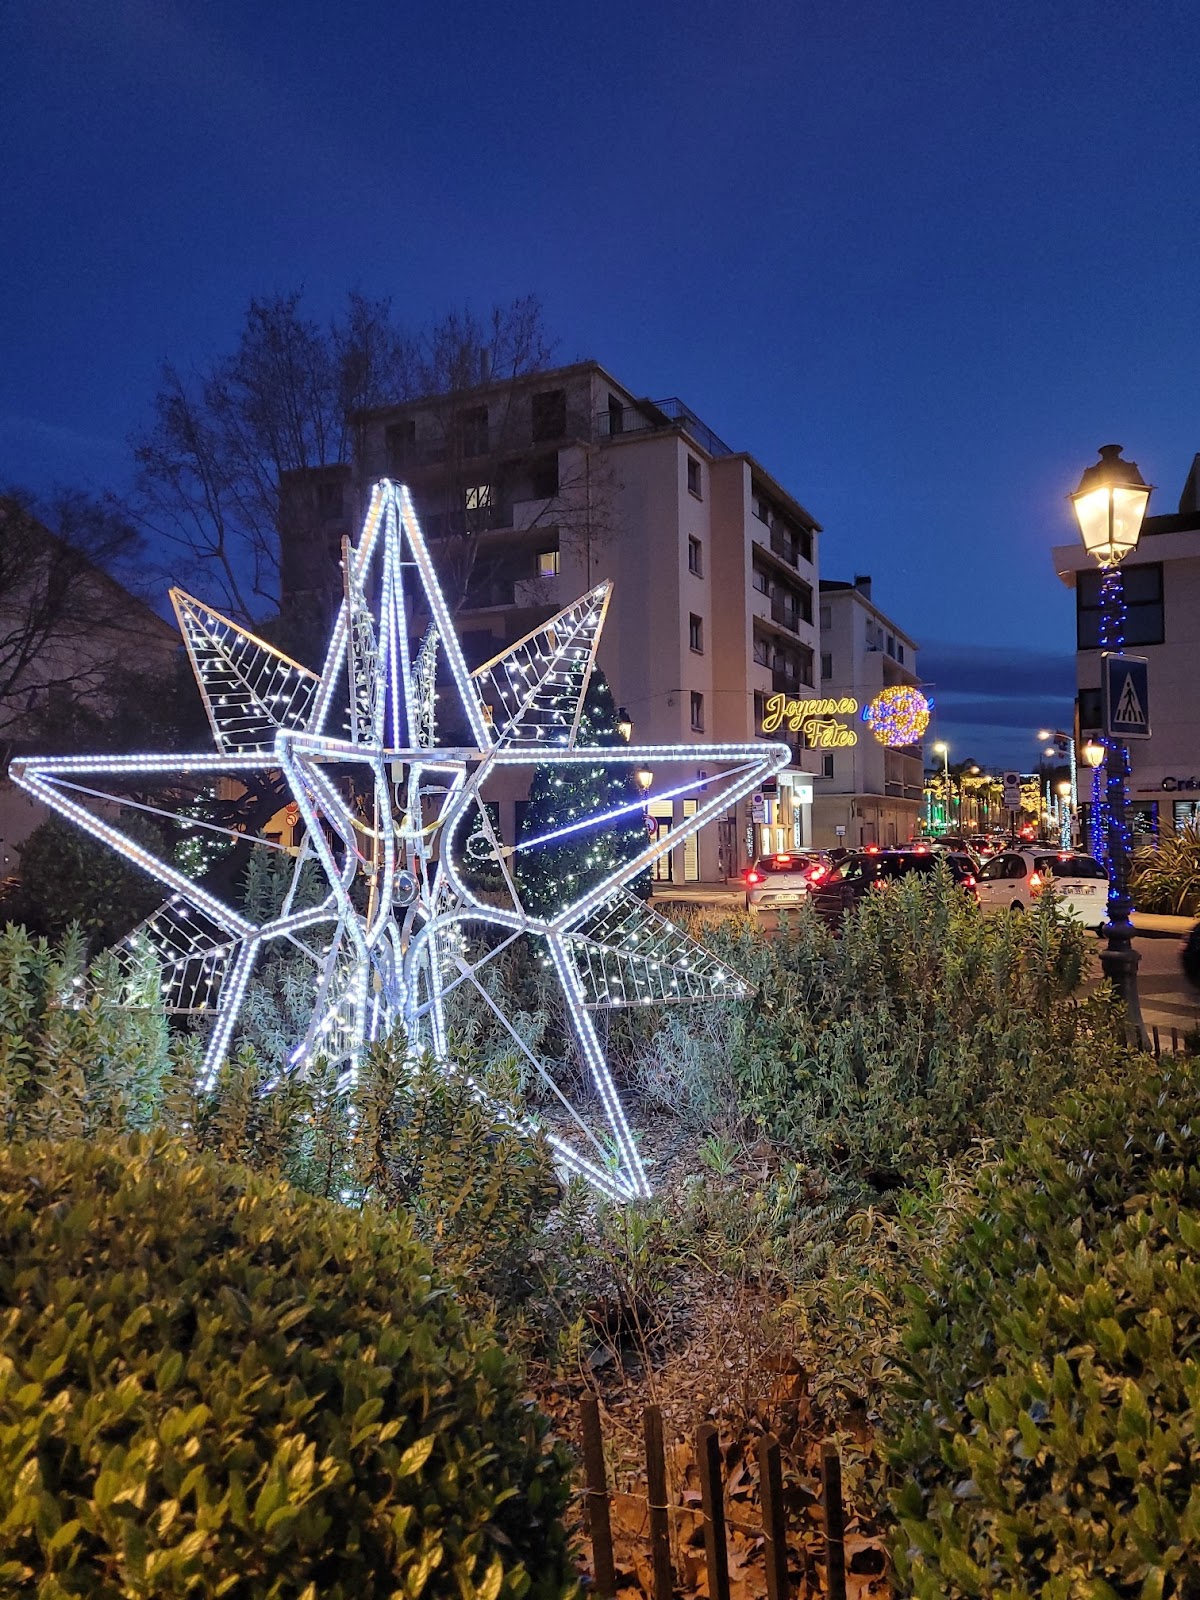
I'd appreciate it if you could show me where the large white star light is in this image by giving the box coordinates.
[10,483,790,1200]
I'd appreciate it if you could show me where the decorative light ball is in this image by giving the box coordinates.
[863,686,932,747]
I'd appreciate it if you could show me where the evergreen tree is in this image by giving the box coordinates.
[516,668,650,918]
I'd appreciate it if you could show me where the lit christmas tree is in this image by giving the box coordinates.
[516,667,650,918]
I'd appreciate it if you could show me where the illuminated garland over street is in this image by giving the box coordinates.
[10,481,788,1201]
[863,685,931,747]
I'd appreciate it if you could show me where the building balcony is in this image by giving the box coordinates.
[594,397,735,458]
[512,574,560,608]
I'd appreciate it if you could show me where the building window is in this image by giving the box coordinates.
[754,690,767,726]
[797,526,813,564]
[1078,686,1102,732]
[531,389,567,443]
[607,393,624,436]
[690,691,704,731]
[464,484,493,510]
[752,491,771,523]
[385,419,415,473]
[897,642,905,664]
[752,564,771,595]
[1077,562,1164,648]
[530,454,559,499]
[688,536,703,576]
[537,549,560,577]
[822,754,834,778]
[821,652,833,680]
[886,634,896,657]
[820,604,832,630]
[316,481,342,521]
[687,455,702,498]
[460,406,489,458]
[689,613,704,653]
[753,636,769,667]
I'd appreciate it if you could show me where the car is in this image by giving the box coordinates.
[973,848,1109,930]
[742,850,829,911]
[809,848,978,927]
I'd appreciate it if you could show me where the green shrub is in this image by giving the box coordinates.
[0,924,172,1141]
[1130,822,1200,914]
[682,871,1124,1189]
[0,1132,574,1599]
[890,1054,1200,1597]
[5,814,167,946]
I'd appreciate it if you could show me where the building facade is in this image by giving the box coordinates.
[1052,453,1200,841]
[348,363,824,880]
[809,577,923,848]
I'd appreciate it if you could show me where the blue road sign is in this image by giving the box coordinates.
[1103,653,1151,740]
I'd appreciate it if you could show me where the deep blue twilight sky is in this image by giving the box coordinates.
[4,0,1199,769]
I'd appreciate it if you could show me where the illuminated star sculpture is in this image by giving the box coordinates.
[11,482,790,1200]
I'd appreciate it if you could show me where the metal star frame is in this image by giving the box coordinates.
[11,482,790,1200]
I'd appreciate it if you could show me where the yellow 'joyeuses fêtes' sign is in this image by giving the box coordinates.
[760,693,859,746]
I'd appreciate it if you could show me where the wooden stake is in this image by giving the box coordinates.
[1153,1025,1161,1058]
[821,1443,847,1600]
[644,1404,674,1600]
[697,1423,730,1600]
[757,1433,788,1600]
[580,1396,616,1599]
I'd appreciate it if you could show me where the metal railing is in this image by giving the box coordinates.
[594,397,735,458]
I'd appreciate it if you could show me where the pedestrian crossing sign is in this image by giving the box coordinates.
[1102,653,1151,740]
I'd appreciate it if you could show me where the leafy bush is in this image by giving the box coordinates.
[1130,822,1200,914]
[4,813,167,946]
[677,872,1124,1189]
[0,1132,574,1599]
[890,1054,1200,1597]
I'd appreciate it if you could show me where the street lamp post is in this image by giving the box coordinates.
[1039,728,1078,846]
[1069,445,1153,1043]
[933,741,951,831]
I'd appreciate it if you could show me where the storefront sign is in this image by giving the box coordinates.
[1161,776,1200,791]
[760,693,859,746]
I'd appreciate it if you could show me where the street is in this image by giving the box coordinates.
[1109,933,1200,1047]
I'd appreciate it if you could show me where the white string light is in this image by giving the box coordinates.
[8,480,786,1200]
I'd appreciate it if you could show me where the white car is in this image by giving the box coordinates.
[974,849,1109,930]
[743,851,828,911]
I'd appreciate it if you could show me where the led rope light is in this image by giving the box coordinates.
[9,481,778,1200]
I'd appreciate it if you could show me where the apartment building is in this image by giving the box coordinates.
[332,362,824,881]
[1052,452,1200,840]
[809,577,923,848]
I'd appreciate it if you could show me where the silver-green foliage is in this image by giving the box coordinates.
[0,924,174,1141]
[671,870,1124,1186]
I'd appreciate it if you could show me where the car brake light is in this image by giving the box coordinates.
[773,854,792,865]
[745,870,762,885]
[914,844,928,853]
[807,864,828,882]
[963,874,976,888]
[866,844,880,854]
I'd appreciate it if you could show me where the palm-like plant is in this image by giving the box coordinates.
[1130,823,1200,914]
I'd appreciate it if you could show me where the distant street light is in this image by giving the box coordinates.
[1069,445,1153,1042]
[932,740,952,830]
[1038,727,1078,847]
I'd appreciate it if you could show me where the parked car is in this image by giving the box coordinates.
[810,848,978,927]
[974,849,1109,930]
[742,851,829,911]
